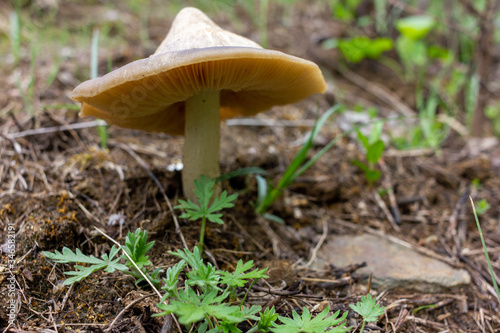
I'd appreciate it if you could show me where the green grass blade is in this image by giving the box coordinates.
[255,174,268,207]
[90,28,99,79]
[90,28,109,149]
[278,104,342,189]
[470,196,500,305]
[9,10,21,65]
[256,105,342,214]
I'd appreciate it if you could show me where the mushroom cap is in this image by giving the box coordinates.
[71,7,328,136]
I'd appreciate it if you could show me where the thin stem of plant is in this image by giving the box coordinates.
[199,216,207,252]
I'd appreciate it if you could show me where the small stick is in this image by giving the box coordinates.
[48,306,59,333]
[263,280,302,310]
[373,190,401,232]
[1,120,106,140]
[393,308,409,332]
[379,159,402,225]
[251,285,302,296]
[339,67,414,116]
[306,220,328,267]
[226,118,316,127]
[104,293,155,332]
[59,284,74,312]
[446,189,469,240]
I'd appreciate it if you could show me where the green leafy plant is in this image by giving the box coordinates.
[43,228,160,287]
[485,100,500,136]
[155,246,269,332]
[43,194,353,332]
[395,15,435,79]
[175,175,238,252]
[121,228,163,286]
[475,198,491,215]
[271,306,349,333]
[349,294,386,332]
[257,306,279,332]
[351,124,385,186]
[330,0,364,22]
[324,36,393,63]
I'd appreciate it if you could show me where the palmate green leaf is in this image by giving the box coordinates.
[349,294,386,323]
[219,259,268,288]
[175,175,237,224]
[206,190,238,224]
[170,247,220,292]
[271,307,349,333]
[43,245,128,286]
[43,247,105,265]
[155,287,246,325]
[186,261,221,292]
[194,175,216,210]
[63,263,107,285]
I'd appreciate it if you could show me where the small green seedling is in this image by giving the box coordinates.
[330,0,364,22]
[323,36,393,63]
[257,306,279,332]
[175,175,238,252]
[349,294,386,332]
[475,199,491,215]
[395,15,435,79]
[121,228,163,286]
[351,124,385,186]
[271,306,349,333]
[43,228,161,287]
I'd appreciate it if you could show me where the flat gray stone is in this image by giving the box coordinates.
[313,234,470,292]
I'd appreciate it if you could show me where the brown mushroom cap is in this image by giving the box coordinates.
[71,7,327,136]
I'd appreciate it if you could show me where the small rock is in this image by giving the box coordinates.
[313,233,470,292]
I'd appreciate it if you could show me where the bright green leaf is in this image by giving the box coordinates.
[350,294,386,323]
[396,15,435,40]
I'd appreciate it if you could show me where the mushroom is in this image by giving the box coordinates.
[71,7,327,200]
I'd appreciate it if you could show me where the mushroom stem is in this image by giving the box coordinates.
[183,90,221,201]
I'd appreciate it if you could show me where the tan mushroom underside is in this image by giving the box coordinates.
[73,49,326,135]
